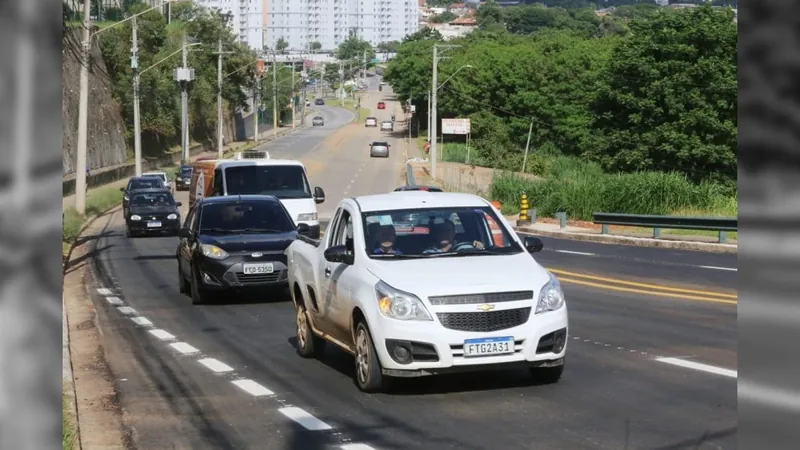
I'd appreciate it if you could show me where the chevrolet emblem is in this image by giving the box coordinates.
[477,304,495,312]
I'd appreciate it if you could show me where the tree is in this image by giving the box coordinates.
[377,40,401,53]
[276,37,289,54]
[429,11,458,24]
[336,28,375,62]
[310,41,322,51]
[476,0,505,31]
[585,6,738,184]
[403,28,443,43]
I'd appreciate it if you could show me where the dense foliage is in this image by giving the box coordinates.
[384,4,737,189]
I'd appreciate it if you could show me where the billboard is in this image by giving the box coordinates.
[441,118,471,135]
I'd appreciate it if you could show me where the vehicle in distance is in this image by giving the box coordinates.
[312,116,324,126]
[125,189,182,238]
[377,101,386,109]
[380,120,393,132]
[393,185,443,192]
[365,117,378,127]
[143,171,171,191]
[369,141,390,158]
[175,165,193,191]
[314,98,324,105]
[120,176,165,216]
[286,192,566,392]
[177,195,311,304]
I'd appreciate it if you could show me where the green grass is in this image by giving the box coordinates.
[338,98,371,122]
[63,389,77,450]
[416,136,482,164]
[62,183,127,244]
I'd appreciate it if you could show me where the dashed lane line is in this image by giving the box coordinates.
[232,379,274,397]
[279,406,333,431]
[170,342,200,355]
[198,357,235,373]
[130,317,153,327]
[149,329,176,341]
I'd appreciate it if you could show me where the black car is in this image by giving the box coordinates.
[125,189,182,237]
[314,98,324,105]
[312,116,324,126]
[176,195,311,304]
[121,176,166,216]
[175,165,193,191]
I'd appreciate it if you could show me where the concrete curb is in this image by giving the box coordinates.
[515,226,738,254]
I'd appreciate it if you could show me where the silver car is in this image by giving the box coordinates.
[380,121,393,132]
[365,117,378,127]
[312,116,324,126]
[369,141,390,158]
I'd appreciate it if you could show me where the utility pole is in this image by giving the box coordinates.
[430,43,459,179]
[132,16,142,176]
[213,39,233,158]
[272,50,278,138]
[291,64,296,129]
[427,89,431,138]
[253,72,260,142]
[338,59,344,103]
[75,0,92,214]
[521,118,535,173]
[173,33,195,163]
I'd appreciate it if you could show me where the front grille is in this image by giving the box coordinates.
[428,290,533,306]
[437,307,531,332]
[235,272,282,284]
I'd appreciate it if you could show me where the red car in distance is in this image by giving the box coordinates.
[377,102,386,109]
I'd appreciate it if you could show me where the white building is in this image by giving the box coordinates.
[193,0,266,50]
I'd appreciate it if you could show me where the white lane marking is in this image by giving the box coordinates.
[117,306,137,315]
[149,329,176,341]
[279,406,333,431]
[170,342,199,355]
[97,288,113,296]
[105,296,123,305]
[198,358,234,373]
[554,250,595,256]
[654,357,737,378]
[739,380,800,413]
[131,317,153,327]
[232,379,274,397]
[340,445,378,450]
[696,265,737,272]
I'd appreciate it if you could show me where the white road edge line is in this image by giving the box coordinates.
[149,329,176,341]
[278,406,333,431]
[739,380,800,413]
[696,265,737,272]
[198,358,234,373]
[554,250,596,256]
[170,342,199,355]
[654,357,737,378]
[340,444,378,450]
[97,288,113,296]
[105,296,124,305]
[117,306,137,315]
[232,379,274,397]
[130,317,153,327]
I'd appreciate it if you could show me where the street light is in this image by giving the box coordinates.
[430,53,473,178]
[74,0,186,214]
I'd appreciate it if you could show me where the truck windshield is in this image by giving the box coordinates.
[199,201,295,234]
[361,206,522,259]
[224,165,312,199]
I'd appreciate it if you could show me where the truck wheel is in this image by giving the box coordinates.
[190,269,209,305]
[530,362,564,384]
[354,321,387,393]
[295,305,325,358]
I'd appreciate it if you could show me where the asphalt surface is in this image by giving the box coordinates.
[84,75,738,449]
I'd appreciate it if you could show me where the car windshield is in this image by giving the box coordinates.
[144,174,166,182]
[130,192,174,206]
[129,179,161,190]
[372,142,388,147]
[199,201,295,234]
[362,206,522,259]
[223,165,312,199]
[179,167,192,177]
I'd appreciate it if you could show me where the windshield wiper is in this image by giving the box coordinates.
[236,228,289,234]
[200,228,239,234]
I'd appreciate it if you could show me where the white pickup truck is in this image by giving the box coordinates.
[285,192,568,392]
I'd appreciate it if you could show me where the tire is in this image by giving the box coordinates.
[125,226,132,238]
[190,268,209,305]
[177,260,189,295]
[530,362,564,384]
[295,304,325,358]
[353,321,387,393]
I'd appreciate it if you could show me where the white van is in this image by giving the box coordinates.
[212,159,325,238]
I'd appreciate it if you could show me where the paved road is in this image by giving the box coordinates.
[83,75,737,449]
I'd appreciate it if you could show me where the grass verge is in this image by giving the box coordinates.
[63,388,77,450]
[339,98,371,122]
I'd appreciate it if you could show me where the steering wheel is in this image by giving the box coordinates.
[452,241,475,251]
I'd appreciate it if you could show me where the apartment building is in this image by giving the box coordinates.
[194,0,266,50]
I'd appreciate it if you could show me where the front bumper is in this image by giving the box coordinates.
[197,256,289,290]
[127,218,180,233]
[175,179,192,190]
[368,305,568,376]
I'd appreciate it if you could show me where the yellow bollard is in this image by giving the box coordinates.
[517,191,531,226]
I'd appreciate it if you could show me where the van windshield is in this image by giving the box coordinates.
[224,165,312,199]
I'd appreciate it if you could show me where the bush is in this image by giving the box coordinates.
[490,157,736,220]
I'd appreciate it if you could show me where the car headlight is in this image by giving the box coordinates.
[167,213,178,220]
[536,273,565,314]
[124,195,129,201]
[130,215,141,221]
[201,244,229,260]
[297,213,317,222]
[375,280,432,321]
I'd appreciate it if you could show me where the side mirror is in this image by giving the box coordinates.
[296,223,311,236]
[179,229,193,239]
[175,202,183,207]
[323,244,352,264]
[120,187,125,192]
[314,186,325,204]
[523,236,544,253]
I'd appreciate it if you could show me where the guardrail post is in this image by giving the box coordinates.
[517,191,531,226]
[653,227,661,239]
[555,212,566,230]
[719,230,727,244]
[529,209,536,224]
[601,224,608,234]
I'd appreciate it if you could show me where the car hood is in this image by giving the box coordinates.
[198,232,297,254]
[366,252,550,299]
[129,205,178,215]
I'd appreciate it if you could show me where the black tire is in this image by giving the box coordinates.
[295,304,325,358]
[530,362,564,384]
[353,321,387,393]
[177,260,189,295]
[125,226,132,238]
[190,269,209,305]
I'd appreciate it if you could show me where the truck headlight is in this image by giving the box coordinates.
[297,213,317,222]
[201,244,229,260]
[130,215,141,221]
[167,213,178,220]
[536,273,565,314]
[375,280,432,321]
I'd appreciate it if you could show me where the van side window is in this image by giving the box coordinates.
[213,168,223,196]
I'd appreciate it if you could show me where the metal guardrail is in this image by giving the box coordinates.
[593,212,738,243]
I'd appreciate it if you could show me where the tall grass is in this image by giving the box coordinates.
[62,184,128,244]
[490,157,737,220]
